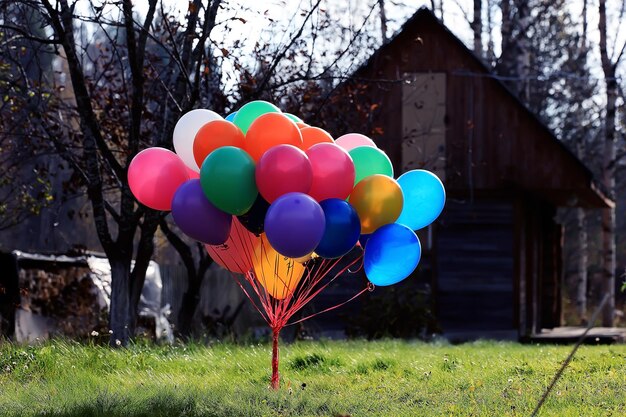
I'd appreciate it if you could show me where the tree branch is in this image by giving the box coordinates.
[40,0,116,255]
[0,24,60,45]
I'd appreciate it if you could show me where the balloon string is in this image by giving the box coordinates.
[294,257,360,311]
[283,254,363,324]
[286,282,372,326]
[209,247,269,324]
[208,230,368,333]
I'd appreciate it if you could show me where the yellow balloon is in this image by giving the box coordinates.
[253,235,305,300]
[349,174,403,234]
[293,252,319,264]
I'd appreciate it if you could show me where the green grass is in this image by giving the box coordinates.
[0,339,625,416]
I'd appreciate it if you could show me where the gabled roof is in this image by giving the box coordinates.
[350,7,612,208]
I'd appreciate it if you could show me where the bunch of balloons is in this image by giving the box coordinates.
[128,100,445,293]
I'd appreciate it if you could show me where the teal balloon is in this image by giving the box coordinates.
[284,113,302,123]
[200,146,258,215]
[232,101,280,134]
[395,170,445,230]
[348,146,393,185]
[225,111,237,122]
[364,223,421,286]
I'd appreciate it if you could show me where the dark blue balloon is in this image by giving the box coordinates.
[225,111,237,122]
[264,192,326,258]
[364,223,421,286]
[315,199,361,259]
[171,179,232,244]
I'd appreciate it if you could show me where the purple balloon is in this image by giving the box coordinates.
[171,179,232,244]
[264,192,326,258]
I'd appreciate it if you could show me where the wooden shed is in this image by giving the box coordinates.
[321,8,613,340]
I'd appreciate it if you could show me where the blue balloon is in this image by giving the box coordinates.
[395,170,445,230]
[225,111,237,122]
[265,192,326,258]
[358,233,371,248]
[364,223,421,286]
[315,199,361,259]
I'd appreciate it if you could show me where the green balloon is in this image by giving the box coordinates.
[349,146,394,185]
[233,101,280,134]
[200,146,258,215]
[284,113,302,123]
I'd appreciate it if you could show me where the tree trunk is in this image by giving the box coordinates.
[575,207,588,324]
[485,0,495,64]
[128,211,160,335]
[515,1,530,103]
[599,0,616,327]
[472,0,482,56]
[378,0,388,44]
[572,0,589,326]
[109,257,132,346]
[271,327,280,389]
[176,273,204,338]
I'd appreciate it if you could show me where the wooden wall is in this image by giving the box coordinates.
[515,196,563,337]
[436,200,515,332]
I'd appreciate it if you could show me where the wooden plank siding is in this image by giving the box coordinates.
[436,200,514,332]
[314,8,609,339]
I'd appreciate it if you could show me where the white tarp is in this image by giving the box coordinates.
[13,251,172,343]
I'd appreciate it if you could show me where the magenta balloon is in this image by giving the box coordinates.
[128,147,189,211]
[255,144,313,203]
[306,143,355,201]
[335,133,377,152]
[186,167,200,180]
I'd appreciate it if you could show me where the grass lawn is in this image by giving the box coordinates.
[0,339,625,416]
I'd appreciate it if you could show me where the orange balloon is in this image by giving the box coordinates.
[296,122,309,129]
[299,127,334,150]
[193,120,245,168]
[252,235,305,300]
[244,113,303,161]
[206,217,258,274]
[349,174,404,234]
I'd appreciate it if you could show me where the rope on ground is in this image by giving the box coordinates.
[530,293,611,417]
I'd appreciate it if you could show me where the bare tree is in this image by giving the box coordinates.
[1,0,227,345]
[472,0,482,56]
[598,0,624,326]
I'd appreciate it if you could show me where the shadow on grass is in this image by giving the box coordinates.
[33,392,200,417]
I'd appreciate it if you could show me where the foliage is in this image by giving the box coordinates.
[1,339,625,416]
[345,281,437,339]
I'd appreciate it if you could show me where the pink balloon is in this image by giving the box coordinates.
[256,144,313,203]
[306,143,355,201]
[335,133,377,151]
[128,147,190,211]
[206,217,259,274]
[186,167,200,179]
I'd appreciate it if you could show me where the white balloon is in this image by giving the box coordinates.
[173,109,222,171]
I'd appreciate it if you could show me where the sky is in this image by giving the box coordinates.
[77,0,625,105]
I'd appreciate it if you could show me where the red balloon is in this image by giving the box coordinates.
[206,217,259,274]
[306,143,355,201]
[255,145,313,203]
